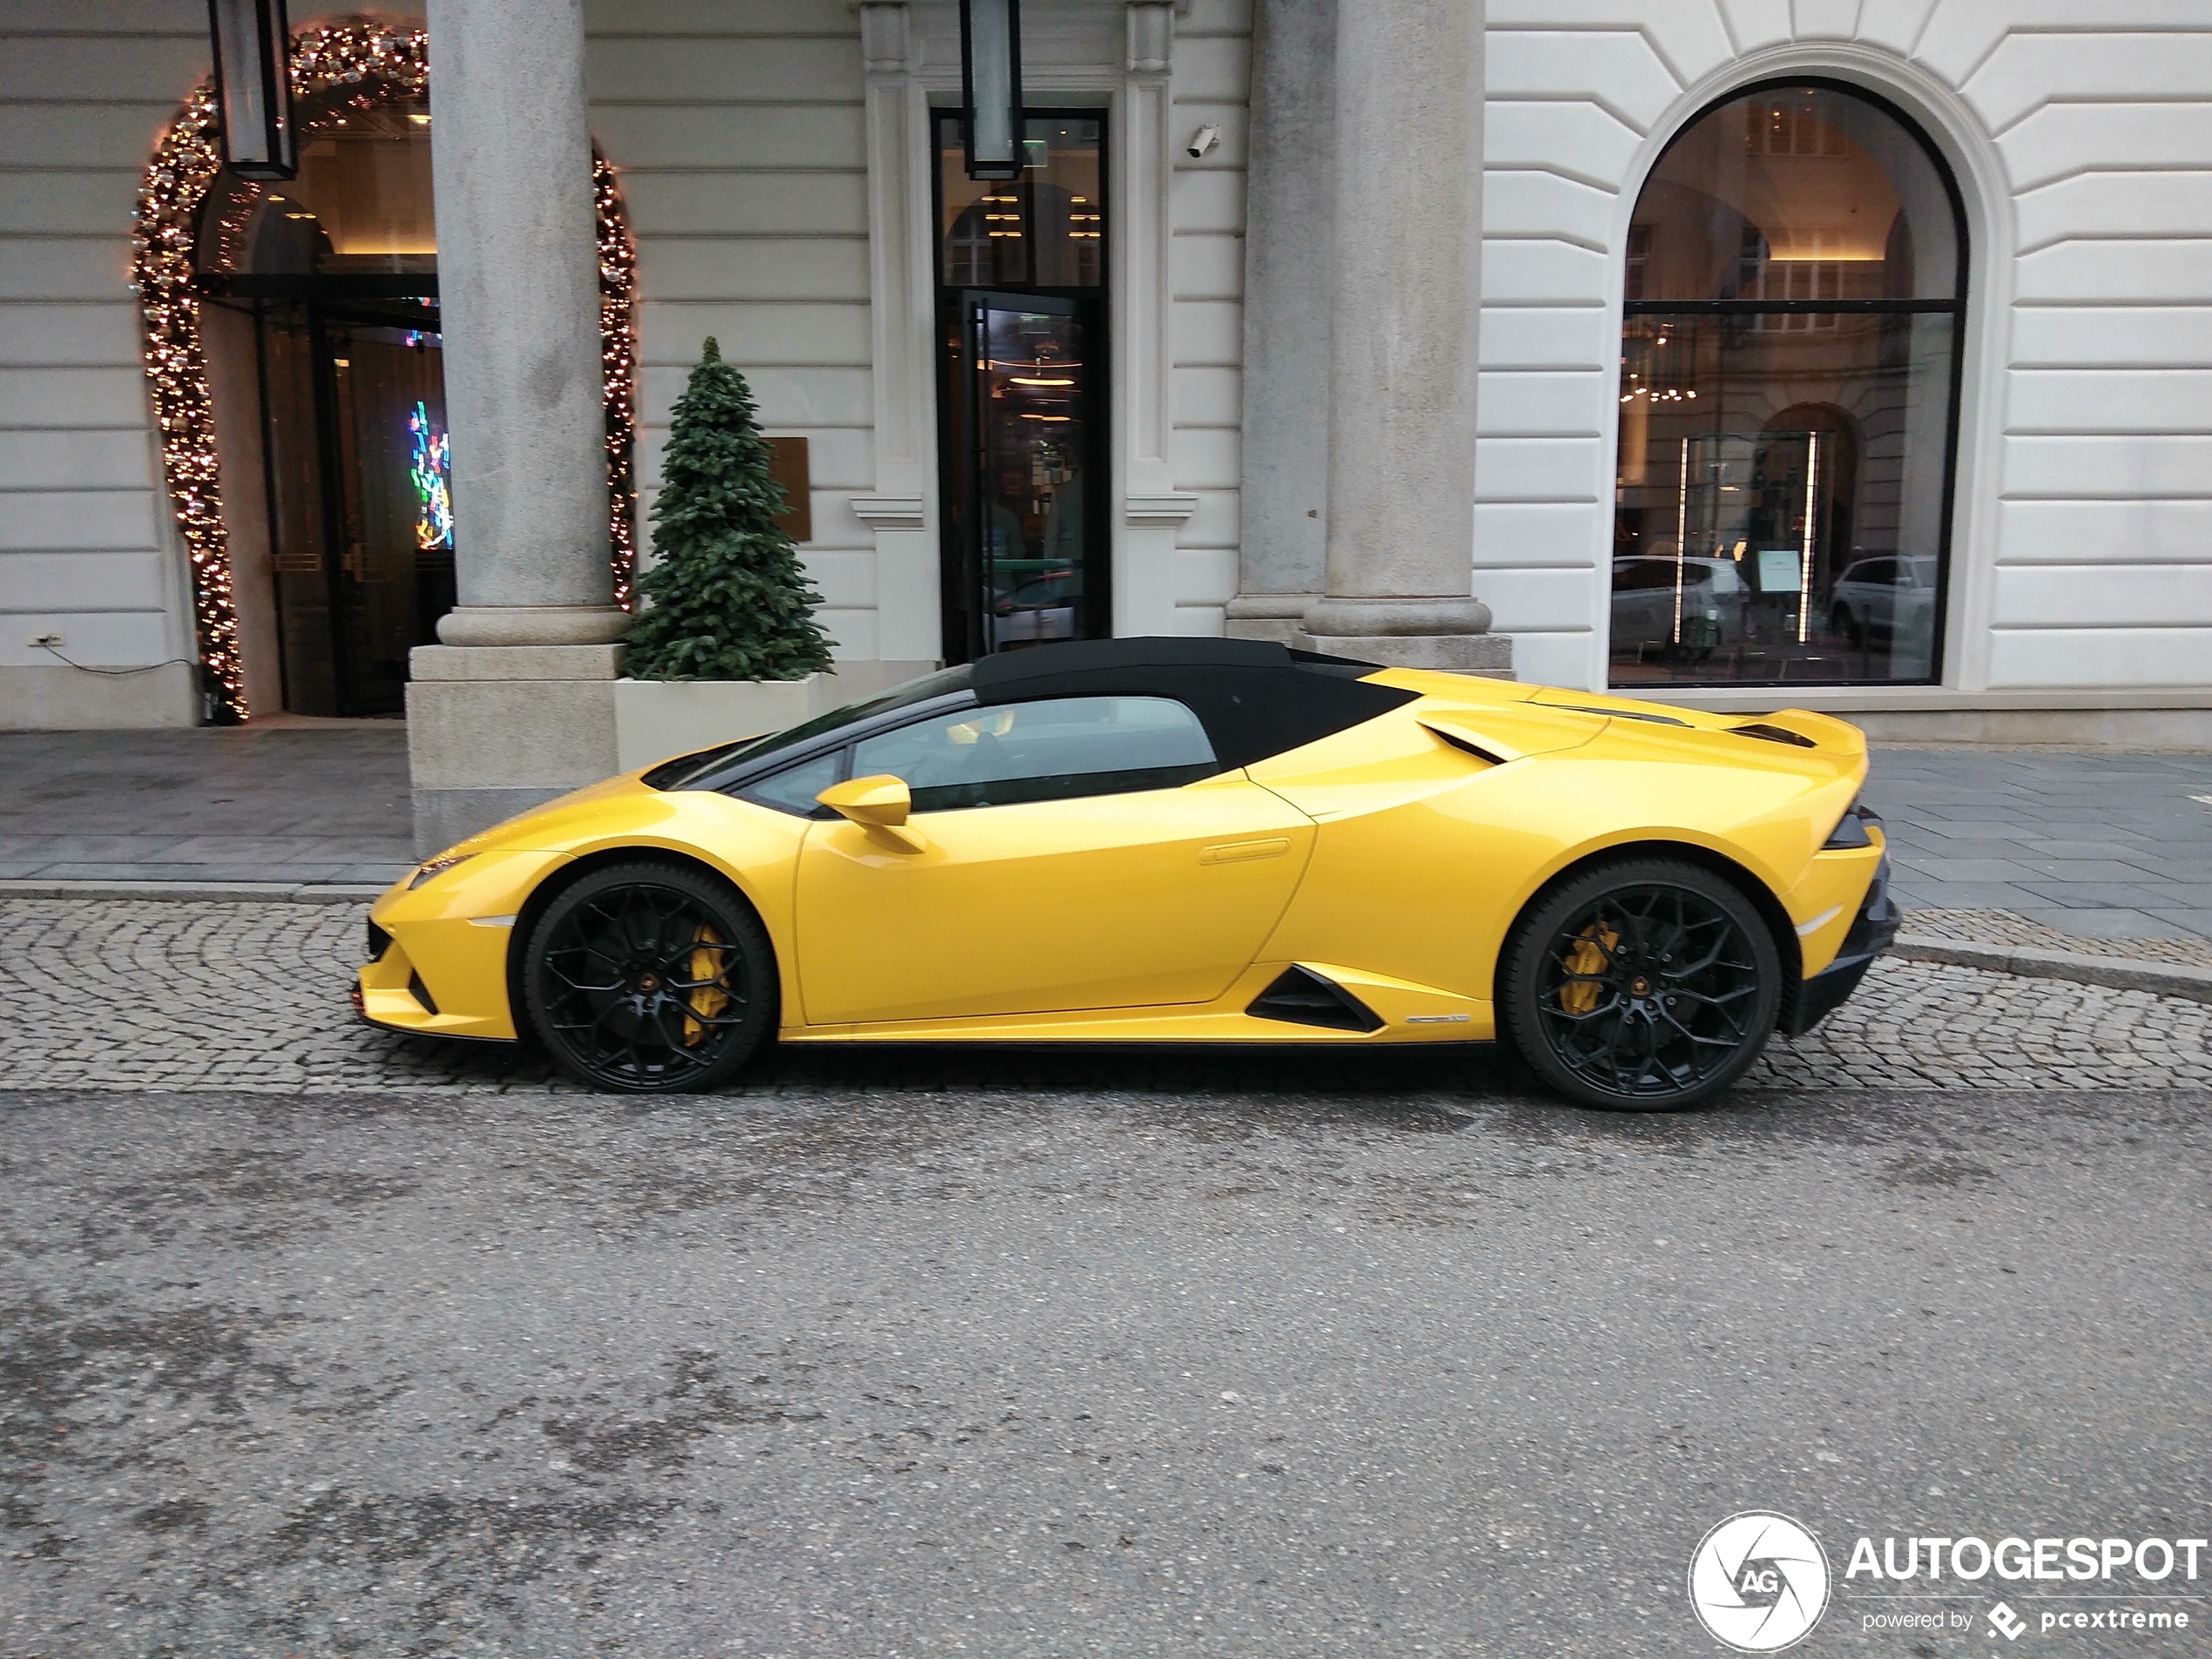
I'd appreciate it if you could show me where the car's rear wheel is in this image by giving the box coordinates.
[1499,857,1781,1111]
[523,860,775,1093]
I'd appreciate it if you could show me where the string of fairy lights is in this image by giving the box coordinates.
[130,19,639,721]
[595,155,640,610]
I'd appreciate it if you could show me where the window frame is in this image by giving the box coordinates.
[1615,75,1971,690]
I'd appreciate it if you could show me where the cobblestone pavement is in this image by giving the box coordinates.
[1911,906,2212,966]
[3,898,2207,1095]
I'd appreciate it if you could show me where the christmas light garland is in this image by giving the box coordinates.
[132,18,638,721]
[597,155,640,609]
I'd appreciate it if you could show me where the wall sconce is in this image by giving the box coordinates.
[961,0,1024,180]
[206,0,296,179]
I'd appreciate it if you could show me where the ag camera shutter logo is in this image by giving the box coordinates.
[1689,1512,1832,1651]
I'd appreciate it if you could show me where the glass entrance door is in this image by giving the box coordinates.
[934,111,1108,664]
[944,292,1105,661]
[259,299,453,716]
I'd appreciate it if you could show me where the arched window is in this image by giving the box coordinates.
[1609,82,1966,687]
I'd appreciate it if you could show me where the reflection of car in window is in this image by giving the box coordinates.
[1609,555,1750,656]
[1831,555,1937,649]
[991,566,1081,644]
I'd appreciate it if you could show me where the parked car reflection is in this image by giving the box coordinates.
[1831,556,1937,652]
[1609,554,1750,662]
[988,566,1081,647]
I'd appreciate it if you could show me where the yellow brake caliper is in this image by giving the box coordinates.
[683,926,731,1045]
[1558,922,1619,1015]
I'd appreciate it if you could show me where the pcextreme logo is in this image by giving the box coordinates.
[1689,1512,1833,1652]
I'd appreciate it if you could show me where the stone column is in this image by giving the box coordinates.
[1224,0,1334,644]
[408,0,627,852]
[1301,0,1508,676]
[428,0,619,646]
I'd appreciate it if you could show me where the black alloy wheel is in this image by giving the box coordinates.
[523,860,775,1093]
[1499,857,1781,1111]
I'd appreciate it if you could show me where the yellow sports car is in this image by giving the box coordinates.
[357,637,1895,1109]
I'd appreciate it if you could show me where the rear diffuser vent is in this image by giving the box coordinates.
[1246,966,1385,1033]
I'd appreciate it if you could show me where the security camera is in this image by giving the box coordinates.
[1186,124,1221,159]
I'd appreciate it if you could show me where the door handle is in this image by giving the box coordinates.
[1199,837,1291,866]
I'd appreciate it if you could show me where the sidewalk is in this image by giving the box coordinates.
[3,725,2209,962]
[1864,748,2212,965]
[0,723,413,892]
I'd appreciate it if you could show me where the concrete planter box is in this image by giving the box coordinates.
[613,673,838,771]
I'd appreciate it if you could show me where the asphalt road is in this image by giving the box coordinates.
[3,1067,2207,1657]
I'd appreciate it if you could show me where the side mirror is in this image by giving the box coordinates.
[816,773,924,850]
[818,773,910,826]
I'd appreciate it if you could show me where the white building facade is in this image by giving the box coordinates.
[3,0,2209,769]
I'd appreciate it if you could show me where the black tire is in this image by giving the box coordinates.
[1498,856,1782,1111]
[523,860,776,1093]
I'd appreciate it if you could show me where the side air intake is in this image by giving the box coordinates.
[1246,966,1385,1033]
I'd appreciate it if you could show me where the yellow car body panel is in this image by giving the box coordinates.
[781,957,1490,1044]
[356,644,1889,1056]
[793,770,1315,1023]
[1248,704,1867,1007]
[364,786,814,1038]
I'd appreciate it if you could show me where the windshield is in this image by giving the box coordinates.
[644,664,976,790]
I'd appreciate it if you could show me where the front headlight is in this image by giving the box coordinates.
[408,850,479,889]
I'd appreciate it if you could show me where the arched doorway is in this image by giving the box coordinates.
[199,93,447,716]
[1608,81,1965,686]
[135,22,637,721]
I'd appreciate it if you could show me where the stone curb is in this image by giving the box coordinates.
[1892,933,2212,1004]
[0,879,384,905]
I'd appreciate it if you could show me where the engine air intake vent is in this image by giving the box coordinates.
[1730,722,1817,748]
[1246,966,1385,1033]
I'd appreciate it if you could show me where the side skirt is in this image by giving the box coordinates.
[779,961,1494,1045]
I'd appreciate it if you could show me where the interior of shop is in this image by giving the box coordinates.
[1610,84,1966,688]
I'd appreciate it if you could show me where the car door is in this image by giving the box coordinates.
[792,694,1317,1025]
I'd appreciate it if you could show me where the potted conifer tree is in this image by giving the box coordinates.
[614,337,839,768]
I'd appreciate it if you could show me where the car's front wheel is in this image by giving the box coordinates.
[523,860,776,1093]
[1498,857,1782,1111]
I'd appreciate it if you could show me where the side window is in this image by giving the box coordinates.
[850,695,1218,813]
[739,749,845,818]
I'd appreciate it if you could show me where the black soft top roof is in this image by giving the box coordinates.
[973,636,1416,771]
[649,637,1420,794]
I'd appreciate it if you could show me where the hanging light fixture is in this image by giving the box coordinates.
[961,0,1024,180]
[206,0,296,179]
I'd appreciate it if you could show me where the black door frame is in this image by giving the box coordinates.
[941,289,1110,665]
[930,107,1111,666]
